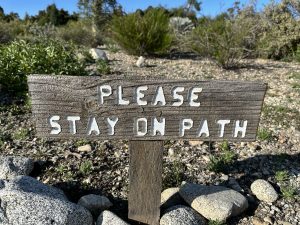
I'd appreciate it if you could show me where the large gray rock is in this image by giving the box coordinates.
[0,176,93,225]
[78,194,112,217]
[161,187,183,209]
[160,205,207,225]
[96,210,129,225]
[179,183,248,222]
[0,156,34,179]
[89,48,108,62]
[250,179,278,203]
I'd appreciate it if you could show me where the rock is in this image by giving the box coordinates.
[179,183,248,222]
[96,210,129,225]
[78,194,113,217]
[161,188,183,209]
[252,217,267,225]
[77,144,92,152]
[169,17,195,34]
[250,179,278,203]
[160,205,207,225]
[188,141,204,147]
[136,56,145,68]
[0,176,93,225]
[0,156,34,179]
[89,48,108,62]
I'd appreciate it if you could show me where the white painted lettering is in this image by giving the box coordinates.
[180,118,193,137]
[106,117,119,135]
[189,87,202,107]
[49,116,61,135]
[152,86,166,106]
[234,120,248,138]
[67,116,80,134]
[136,86,148,105]
[197,120,210,137]
[151,117,165,136]
[217,120,230,137]
[117,86,129,105]
[135,118,148,136]
[172,87,184,106]
[87,117,100,135]
[98,85,112,104]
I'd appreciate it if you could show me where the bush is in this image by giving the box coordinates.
[0,20,27,44]
[57,20,102,47]
[258,0,300,60]
[0,39,87,94]
[190,12,255,69]
[111,8,172,55]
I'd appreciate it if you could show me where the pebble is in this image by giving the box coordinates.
[78,194,113,217]
[251,179,278,203]
[136,56,145,68]
[78,144,92,152]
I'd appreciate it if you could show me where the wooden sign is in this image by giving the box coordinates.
[28,75,267,141]
[28,75,267,225]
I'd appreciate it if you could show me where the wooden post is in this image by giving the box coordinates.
[128,141,163,225]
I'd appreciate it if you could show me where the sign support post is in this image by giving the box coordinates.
[128,141,163,225]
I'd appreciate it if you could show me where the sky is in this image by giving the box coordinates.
[0,0,276,18]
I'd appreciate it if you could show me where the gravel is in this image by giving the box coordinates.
[0,49,299,224]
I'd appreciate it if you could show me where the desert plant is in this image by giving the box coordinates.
[208,146,236,173]
[96,59,111,74]
[57,20,102,47]
[257,128,272,141]
[191,12,254,69]
[258,0,300,60]
[275,170,289,183]
[281,185,298,200]
[111,8,172,55]
[0,39,87,95]
[79,160,93,175]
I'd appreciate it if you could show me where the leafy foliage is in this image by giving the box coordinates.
[111,8,172,55]
[57,20,102,47]
[0,39,87,95]
[258,0,300,60]
[190,10,255,69]
[96,59,111,74]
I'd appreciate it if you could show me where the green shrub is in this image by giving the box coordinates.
[0,39,87,95]
[257,128,272,141]
[190,12,254,69]
[275,170,289,183]
[96,59,111,74]
[0,20,27,44]
[208,150,236,173]
[79,160,93,175]
[111,8,172,55]
[57,20,102,47]
[258,0,300,60]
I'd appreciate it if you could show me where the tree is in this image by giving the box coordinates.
[0,6,4,20]
[186,0,201,12]
[77,0,121,30]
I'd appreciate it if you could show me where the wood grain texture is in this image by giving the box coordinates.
[128,141,163,225]
[28,75,267,141]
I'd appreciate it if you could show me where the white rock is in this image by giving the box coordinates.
[250,179,278,203]
[96,210,129,225]
[78,194,112,217]
[136,56,145,68]
[89,48,108,62]
[0,156,34,179]
[161,187,182,209]
[77,144,92,152]
[160,205,207,225]
[179,183,248,222]
[0,176,93,225]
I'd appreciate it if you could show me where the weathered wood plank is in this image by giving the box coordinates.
[128,141,163,225]
[28,75,267,141]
